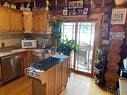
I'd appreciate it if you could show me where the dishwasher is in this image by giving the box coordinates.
[1,55,21,84]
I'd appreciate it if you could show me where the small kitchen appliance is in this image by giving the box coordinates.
[22,40,37,48]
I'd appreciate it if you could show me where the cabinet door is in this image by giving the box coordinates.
[17,52,26,75]
[23,12,33,33]
[33,12,39,32]
[55,63,62,94]
[0,7,10,32]
[62,59,68,87]
[46,67,55,95]
[33,11,50,34]
[26,51,33,65]
[10,9,23,32]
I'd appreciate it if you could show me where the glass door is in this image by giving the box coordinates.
[61,22,96,74]
[61,22,76,69]
[75,22,95,73]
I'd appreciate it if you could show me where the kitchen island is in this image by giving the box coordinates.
[25,54,70,95]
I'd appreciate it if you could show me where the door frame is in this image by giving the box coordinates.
[56,13,103,76]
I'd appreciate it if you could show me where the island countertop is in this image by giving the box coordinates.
[32,54,69,71]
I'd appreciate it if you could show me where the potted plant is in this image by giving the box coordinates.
[56,38,78,56]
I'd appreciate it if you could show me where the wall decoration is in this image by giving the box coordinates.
[102,22,109,39]
[69,0,83,9]
[111,8,127,25]
[63,8,68,15]
[110,32,125,40]
[83,8,88,15]
[101,13,111,40]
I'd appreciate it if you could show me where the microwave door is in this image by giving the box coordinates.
[22,42,33,48]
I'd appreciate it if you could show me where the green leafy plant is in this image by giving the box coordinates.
[96,47,106,64]
[56,38,78,56]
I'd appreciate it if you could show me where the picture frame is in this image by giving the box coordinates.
[69,0,83,9]
[83,8,88,15]
[111,8,127,24]
[63,8,68,15]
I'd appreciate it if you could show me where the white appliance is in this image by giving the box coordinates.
[22,40,37,48]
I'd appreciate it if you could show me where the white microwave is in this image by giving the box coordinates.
[22,40,37,48]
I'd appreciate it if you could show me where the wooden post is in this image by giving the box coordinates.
[105,3,126,90]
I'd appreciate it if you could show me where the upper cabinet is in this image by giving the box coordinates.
[0,7,10,32]
[10,9,23,32]
[0,7,51,34]
[33,11,51,34]
[23,12,33,33]
[0,7,23,33]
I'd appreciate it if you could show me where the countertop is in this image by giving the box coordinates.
[0,48,45,57]
[32,55,69,71]
[119,78,127,95]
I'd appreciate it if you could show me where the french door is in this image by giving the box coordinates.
[61,21,96,74]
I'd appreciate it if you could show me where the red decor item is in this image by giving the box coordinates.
[111,25,124,32]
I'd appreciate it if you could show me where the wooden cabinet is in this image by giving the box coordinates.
[0,7,50,34]
[23,11,33,33]
[46,67,56,95]
[0,7,10,32]
[0,7,23,33]
[17,52,27,75]
[10,9,23,32]
[55,63,62,94]
[17,51,33,75]
[32,57,69,95]
[33,11,51,34]
[26,51,34,65]
[62,59,68,87]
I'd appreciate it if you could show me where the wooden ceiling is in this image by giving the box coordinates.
[0,0,114,4]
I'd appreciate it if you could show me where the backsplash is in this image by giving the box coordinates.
[0,34,24,48]
[0,34,51,48]
[30,34,51,47]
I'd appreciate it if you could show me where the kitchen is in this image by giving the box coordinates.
[0,0,127,95]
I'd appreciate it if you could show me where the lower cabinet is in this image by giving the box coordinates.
[46,67,56,95]
[17,51,34,75]
[55,63,62,94]
[32,58,69,95]
[62,59,68,88]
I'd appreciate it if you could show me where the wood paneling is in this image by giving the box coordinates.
[10,9,23,32]
[0,7,10,32]
[23,12,33,33]
[55,63,62,94]
[33,11,50,34]
[46,67,56,95]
